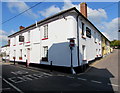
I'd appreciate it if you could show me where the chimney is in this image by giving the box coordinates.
[19,26,25,30]
[8,39,10,46]
[80,2,87,18]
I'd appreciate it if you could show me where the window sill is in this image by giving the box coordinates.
[82,35,86,39]
[96,55,98,57]
[19,57,22,60]
[42,38,48,40]
[26,41,30,43]
[82,59,87,61]
[41,57,48,61]
[19,43,23,45]
[95,41,97,43]
[13,57,16,59]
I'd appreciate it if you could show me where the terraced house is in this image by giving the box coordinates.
[8,3,111,73]
[101,36,111,56]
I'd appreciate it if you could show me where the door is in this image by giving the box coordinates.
[27,48,30,66]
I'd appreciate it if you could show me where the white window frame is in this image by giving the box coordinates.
[14,37,16,45]
[94,32,97,43]
[20,49,22,57]
[82,45,86,60]
[43,46,48,58]
[14,50,16,57]
[81,22,85,36]
[28,31,30,42]
[44,24,48,38]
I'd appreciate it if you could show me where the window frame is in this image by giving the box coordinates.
[42,46,48,61]
[94,32,97,43]
[82,45,86,60]
[43,24,48,39]
[81,22,85,36]
[28,31,30,42]
[86,27,91,38]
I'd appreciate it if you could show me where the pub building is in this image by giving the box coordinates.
[8,3,111,73]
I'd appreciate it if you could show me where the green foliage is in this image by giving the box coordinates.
[110,40,120,48]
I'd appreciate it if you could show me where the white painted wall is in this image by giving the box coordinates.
[1,46,10,60]
[9,12,102,67]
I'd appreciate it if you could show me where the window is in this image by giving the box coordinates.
[98,35,101,45]
[14,37,16,45]
[43,46,48,57]
[20,49,22,57]
[13,50,16,59]
[82,45,86,60]
[8,40,10,46]
[86,27,91,38]
[94,32,97,43]
[99,49,101,56]
[42,46,48,61]
[96,49,98,57]
[28,31,30,41]
[19,49,22,60]
[19,35,24,42]
[81,22,84,36]
[44,25,48,38]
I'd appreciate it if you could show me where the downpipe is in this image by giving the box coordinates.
[76,14,80,67]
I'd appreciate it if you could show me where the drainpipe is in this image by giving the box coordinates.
[76,14,80,67]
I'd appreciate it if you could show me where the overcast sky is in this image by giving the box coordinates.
[1,0,119,46]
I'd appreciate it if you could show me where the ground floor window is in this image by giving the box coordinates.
[82,45,86,60]
[19,49,22,60]
[42,46,48,61]
[13,50,16,59]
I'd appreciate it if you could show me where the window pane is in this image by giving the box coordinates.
[44,25,48,38]
[82,22,84,35]
[43,46,48,57]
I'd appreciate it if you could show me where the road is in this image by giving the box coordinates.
[0,49,119,93]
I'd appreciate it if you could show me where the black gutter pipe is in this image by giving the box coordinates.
[76,14,80,67]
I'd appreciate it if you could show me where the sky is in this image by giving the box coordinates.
[1,0,119,46]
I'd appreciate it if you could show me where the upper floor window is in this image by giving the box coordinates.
[82,45,86,60]
[28,31,30,41]
[94,32,97,43]
[19,34,24,42]
[86,27,91,38]
[14,37,16,45]
[20,49,22,57]
[8,39,10,46]
[44,25,48,38]
[81,22,85,36]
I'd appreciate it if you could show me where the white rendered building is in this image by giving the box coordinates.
[1,45,10,61]
[8,3,108,73]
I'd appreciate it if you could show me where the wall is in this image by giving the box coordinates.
[9,13,77,67]
[77,15,102,66]
[9,12,107,68]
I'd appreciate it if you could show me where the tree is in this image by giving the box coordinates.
[110,40,120,49]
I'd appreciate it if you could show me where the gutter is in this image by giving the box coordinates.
[76,14,80,66]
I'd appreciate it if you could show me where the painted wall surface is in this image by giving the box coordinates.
[9,14,77,67]
[76,15,102,66]
[101,37,111,56]
[1,46,10,59]
[9,12,109,67]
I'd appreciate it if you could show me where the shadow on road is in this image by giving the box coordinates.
[77,66,115,92]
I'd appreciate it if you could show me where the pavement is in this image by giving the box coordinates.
[1,49,119,93]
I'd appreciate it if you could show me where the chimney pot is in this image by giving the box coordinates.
[19,26,25,30]
[80,2,87,18]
